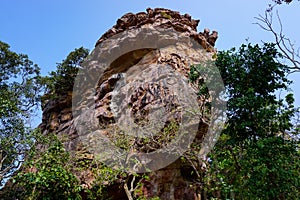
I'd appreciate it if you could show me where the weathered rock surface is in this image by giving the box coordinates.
[96,8,218,52]
[39,8,217,200]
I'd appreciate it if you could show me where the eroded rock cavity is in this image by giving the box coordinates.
[40,8,218,200]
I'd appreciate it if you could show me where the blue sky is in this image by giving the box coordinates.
[1,0,300,119]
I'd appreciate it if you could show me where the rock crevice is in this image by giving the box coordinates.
[39,8,217,200]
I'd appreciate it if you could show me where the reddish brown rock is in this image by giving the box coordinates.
[36,8,218,200]
[95,8,218,52]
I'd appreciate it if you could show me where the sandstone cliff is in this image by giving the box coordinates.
[39,8,219,200]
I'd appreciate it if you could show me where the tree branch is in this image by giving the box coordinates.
[124,181,134,200]
[254,10,300,72]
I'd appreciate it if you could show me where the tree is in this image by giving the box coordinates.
[0,46,89,199]
[255,1,300,73]
[201,43,299,199]
[0,41,41,187]
[42,47,89,96]
[272,0,293,4]
[0,132,82,200]
[13,133,81,200]
[217,43,294,142]
[255,10,300,73]
[2,39,299,199]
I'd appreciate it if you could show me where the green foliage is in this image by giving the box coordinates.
[205,136,299,199]
[42,47,89,97]
[216,43,294,142]
[87,162,134,200]
[0,41,41,186]
[201,43,300,199]
[189,65,210,98]
[2,38,299,199]
[189,62,223,114]
[160,11,172,19]
[9,132,82,200]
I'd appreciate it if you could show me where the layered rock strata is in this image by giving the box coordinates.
[96,8,218,52]
[39,8,218,200]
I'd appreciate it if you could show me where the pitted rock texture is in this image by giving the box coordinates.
[39,8,215,200]
[96,8,218,52]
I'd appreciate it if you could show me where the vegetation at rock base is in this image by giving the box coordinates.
[1,132,82,200]
[0,45,88,199]
[1,3,300,197]
[0,39,299,199]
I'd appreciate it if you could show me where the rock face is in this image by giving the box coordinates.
[40,8,217,200]
[96,8,218,52]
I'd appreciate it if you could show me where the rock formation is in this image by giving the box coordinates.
[39,8,219,200]
[96,8,218,52]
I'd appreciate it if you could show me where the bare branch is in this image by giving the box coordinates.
[130,175,136,193]
[124,180,134,200]
[254,9,300,72]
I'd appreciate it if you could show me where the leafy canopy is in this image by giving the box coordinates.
[202,43,299,199]
[216,43,294,142]
[0,41,41,186]
[42,47,89,96]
